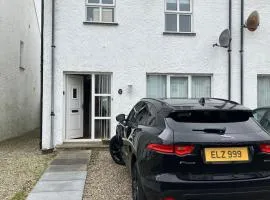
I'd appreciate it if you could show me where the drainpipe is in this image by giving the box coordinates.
[50,0,56,149]
[228,0,232,100]
[40,0,44,150]
[240,0,244,104]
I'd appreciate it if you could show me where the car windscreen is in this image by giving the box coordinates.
[168,110,253,123]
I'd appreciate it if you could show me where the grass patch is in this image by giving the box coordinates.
[11,191,27,200]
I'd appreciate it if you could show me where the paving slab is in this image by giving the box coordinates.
[40,171,87,181]
[45,164,88,172]
[51,158,89,165]
[32,180,85,193]
[27,191,83,200]
[57,153,90,160]
[27,150,91,200]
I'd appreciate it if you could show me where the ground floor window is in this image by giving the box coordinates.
[147,74,211,98]
[258,75,270,107]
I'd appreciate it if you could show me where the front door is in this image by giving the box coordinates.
[66,75,84,139]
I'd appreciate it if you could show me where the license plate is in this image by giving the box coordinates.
[204,147,250,163]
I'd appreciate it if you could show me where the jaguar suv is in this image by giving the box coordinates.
[110,98,270,200]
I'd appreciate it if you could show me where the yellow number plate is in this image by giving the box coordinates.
[204,147,249,163]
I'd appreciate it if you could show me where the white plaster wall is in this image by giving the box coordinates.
[0,0,41,141]
[43,0,270,149]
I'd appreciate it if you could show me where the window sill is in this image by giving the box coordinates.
[163,32,196,36]
[83,21,119,26]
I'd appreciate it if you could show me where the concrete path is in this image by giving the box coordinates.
[27,150,91,200]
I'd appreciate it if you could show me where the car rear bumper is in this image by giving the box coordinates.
[141,174,270,200]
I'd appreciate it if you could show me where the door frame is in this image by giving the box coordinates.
[63,72,113,142]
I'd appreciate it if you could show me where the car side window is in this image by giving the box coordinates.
[253,109,268,122]
[135,103,149,125]
[260,111,270,132]
[127,101,144,124]
[135,102,157,127]
[146,103,157,127]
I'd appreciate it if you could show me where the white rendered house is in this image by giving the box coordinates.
[42,0,270,150]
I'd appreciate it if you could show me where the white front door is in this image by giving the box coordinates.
[66,75,84,139]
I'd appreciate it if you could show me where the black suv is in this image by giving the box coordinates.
[110,98,270,200]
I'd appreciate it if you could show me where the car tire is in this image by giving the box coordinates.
[132,163,147,200]
[109,135,125,165]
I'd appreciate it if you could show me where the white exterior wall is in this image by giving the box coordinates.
[0,0,41,141]
[43,0,270,149]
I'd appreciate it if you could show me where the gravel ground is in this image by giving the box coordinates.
[0,129,56,200]
[83,150,132,200]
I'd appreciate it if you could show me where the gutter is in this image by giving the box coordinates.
[228,0,232,100]
[50,0,56,149]
[240,0,244,104]
[40,0,44,150]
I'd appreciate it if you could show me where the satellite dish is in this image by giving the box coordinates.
[245,11,260,32]
[213,29,231,48]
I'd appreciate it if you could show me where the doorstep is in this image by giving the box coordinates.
[55,141,109,150]
[27,150,91,200]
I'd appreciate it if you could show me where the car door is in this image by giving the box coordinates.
[121,101,146,164]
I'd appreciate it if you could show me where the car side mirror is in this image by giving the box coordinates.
[116,114,126,123]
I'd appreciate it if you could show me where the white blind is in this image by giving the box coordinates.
[191,76,211,98]
[147,75,167,98]
[102,8,114,22]
[170,77,188,98]
[258,76,270,107]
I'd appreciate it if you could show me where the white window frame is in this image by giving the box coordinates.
[164,0,193,33]
[85,0,116,23]
[91,74,112,139]
[147,74,212,98]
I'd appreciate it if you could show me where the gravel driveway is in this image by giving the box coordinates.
[83,150,132,200]
[0,129,56,200]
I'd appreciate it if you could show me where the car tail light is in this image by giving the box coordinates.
[260,144,270,153]
[147,144,194,156]
[161,197,175,200]
[146,144,174,154]
[175,145,195,156]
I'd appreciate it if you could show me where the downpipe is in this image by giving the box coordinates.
[228,0,232,100]
[50,0,56,149]
[40,0,44,149]
[240,0,244,104]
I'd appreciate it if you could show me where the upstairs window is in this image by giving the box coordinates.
[165,0,193,33]
[86,0,115,23]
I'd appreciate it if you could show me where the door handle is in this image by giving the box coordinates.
[72,110,79,113]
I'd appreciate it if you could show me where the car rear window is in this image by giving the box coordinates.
[168,110,253,123]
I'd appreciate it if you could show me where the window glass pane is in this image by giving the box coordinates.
[170,77,188,98]
[95,74,111,94]
[72,88,77,99]
[179,0,190,11]
[102,0,113,4]
[147,75,167,98]
[87,7,100,22]
[88,0,100,3]
[166,0,177,10]
[191,76,211,98]
[102,8,114,22]
[258,76,270,107]
[95,119,110,139]
[95,96,111,117]
[165,14,177,32]
[179,15,191,32]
